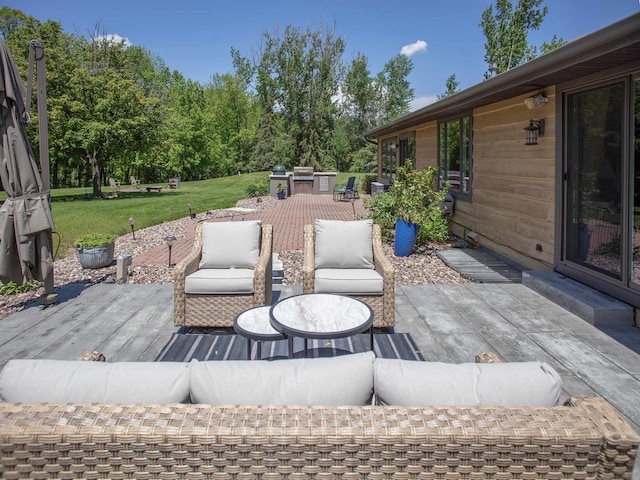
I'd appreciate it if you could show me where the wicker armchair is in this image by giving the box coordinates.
[303,220,395,328]
[174,221,272,328]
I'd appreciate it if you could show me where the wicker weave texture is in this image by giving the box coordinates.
[173,223,273,328]
[0,398,637,479]
[303,223,395,328]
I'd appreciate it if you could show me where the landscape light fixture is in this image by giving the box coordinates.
[128,217,136,240]
[165,235,177,267]
[524,119,545,146]
[187,203,195,219]
[524,93,548,110]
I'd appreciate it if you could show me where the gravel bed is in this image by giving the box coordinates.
[0,195,469,319]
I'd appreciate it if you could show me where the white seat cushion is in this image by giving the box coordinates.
[315,268,383,295]
[315,219,374,269]
[199,220,261,269]
[185,268,254,294]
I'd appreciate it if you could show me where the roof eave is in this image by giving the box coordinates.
[366,12,640,138]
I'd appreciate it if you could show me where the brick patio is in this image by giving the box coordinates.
[133,194,369,267]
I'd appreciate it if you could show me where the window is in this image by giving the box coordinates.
[381,132,415,179]
[439,115,471,195]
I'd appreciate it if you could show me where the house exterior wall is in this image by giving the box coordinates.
[415,123,438,170]
[377,91,557,271]
[460,91,556,270]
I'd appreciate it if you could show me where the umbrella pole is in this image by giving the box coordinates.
[31,41,57,306]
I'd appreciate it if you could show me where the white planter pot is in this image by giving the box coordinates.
[76,243,115,269]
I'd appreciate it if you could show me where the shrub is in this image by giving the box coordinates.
[364,192,396,241]
[246,183,269,197]
[74,233,116,248]
[361,174,377,194]
[367,165,450,244]
[0,280,39,295]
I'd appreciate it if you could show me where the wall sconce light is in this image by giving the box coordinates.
[524,93,548,109]
[164,235,177,267]
[524,119,545,145]
[187,203,196,219]
[128,217,136,240]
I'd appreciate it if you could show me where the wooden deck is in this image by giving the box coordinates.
[1,282,639,436]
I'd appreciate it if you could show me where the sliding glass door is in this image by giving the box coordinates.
[565,82,625,279]
[562,75,640,300]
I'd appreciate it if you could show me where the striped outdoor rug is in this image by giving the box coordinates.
[156,333,424,361]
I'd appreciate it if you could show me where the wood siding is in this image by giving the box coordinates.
[378,91,557,270]
[467,92,556,269]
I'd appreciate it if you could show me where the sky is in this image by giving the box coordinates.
[4,0,640,111]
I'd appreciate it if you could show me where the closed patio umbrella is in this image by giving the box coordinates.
[0,40,54,285]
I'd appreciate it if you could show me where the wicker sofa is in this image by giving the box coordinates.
[0,353,637,479]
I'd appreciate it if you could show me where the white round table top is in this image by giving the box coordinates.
[234,306,284,338]
[270,293,373,339]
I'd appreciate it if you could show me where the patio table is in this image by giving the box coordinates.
[233,306,286,359]
[270,293,373,358]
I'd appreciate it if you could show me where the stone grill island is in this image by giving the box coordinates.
[269,165,336,197]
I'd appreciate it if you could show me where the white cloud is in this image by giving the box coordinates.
[410,95,438,111]
[95,33,132,47]
[400,40,427,57]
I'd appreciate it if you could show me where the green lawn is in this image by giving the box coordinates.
[0,172,361,259]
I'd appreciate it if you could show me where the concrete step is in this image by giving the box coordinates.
[437,248,523,283]
[522,271,634,328]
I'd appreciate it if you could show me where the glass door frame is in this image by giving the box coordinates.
[556,65,640,307]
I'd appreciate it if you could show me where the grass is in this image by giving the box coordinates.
[0,172,362,260]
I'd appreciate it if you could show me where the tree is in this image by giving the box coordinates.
[540,34,565,54]
[235,23,345,171]
[375,54,414,123]
[62,35,160,197]
[479,0,548,78]
[207,73,259,174]
[438,74,460,100]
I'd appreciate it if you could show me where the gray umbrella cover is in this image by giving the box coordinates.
[0,40,54,285]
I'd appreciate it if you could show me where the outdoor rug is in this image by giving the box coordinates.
[156,333,424,361]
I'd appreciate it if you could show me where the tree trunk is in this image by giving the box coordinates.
[89,152,102,198]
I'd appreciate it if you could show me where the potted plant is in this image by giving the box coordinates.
[276,183,287,200]
[75,233,116,269]
[390,166,446,256]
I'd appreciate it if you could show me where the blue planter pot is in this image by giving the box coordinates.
[394,220,420,257]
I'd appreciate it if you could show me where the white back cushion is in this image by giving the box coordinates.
[374,359,563,407]
[0,359,191,403]
[315,219,374,269]
[199,220,261,269]
[191,351,375,406]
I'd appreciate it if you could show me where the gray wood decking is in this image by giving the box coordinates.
[1,282,639,435]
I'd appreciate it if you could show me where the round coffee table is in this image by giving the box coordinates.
[233,306,286,359]
[269,293,374,358]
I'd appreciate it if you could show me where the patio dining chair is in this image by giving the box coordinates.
[303,219,395,329]
[174,220,273,328]
[333,176,356,201]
